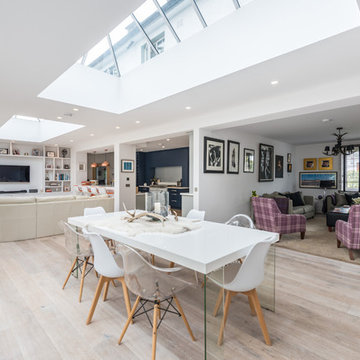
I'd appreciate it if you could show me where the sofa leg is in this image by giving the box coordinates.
[336,239,341,248]
[349,250,355,261]
[328,227,333,232]
[300,232,305,240]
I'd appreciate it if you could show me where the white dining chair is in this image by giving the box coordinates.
[117,244,195,360]
[61,221,93,302]
[82,229,132,325]
[226,214,255,228]
[186,209,206,221]
[209,235,277,346]
[84,206,106,216]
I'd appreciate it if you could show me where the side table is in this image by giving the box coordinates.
[326,207,350,232]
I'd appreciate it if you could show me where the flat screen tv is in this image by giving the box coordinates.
[0,165,30,182]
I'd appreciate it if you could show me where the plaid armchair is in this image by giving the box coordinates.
[336,205,360,260]
[252,197,306,239]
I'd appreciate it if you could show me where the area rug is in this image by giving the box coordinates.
[276,215,360,264]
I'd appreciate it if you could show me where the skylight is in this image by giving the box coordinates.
[79,0,251,77]
[0,115,84,142]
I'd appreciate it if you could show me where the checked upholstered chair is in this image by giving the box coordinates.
[336,205,360,260]
[252,197,306,239]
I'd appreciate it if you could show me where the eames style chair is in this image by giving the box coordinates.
[336,205,360,260]
[84,206,106,216]
[82,229,131,325]
[117,244,196,360]
[226,214,255,228]
[62,221,93,302]
[186,209,206,221]
[209,235,277,346]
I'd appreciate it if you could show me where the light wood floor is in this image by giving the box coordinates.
[0,236,359,360]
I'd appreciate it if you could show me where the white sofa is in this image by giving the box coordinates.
[0,195,114,242]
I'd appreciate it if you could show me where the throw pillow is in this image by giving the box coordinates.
[345,192,360,205]
[289,191,305,207]
[335,192,348,207]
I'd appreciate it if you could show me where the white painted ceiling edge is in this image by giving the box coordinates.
[40,0,360,115]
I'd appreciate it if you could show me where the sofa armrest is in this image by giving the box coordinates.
[304,196,314,207]
[326,196,335,212]
[286,199,293,214]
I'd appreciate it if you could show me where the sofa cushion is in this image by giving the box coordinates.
[345,192,360,205]
[36,195,76,202]
[303,205,314,213]
[335,192,347,207]
[0,196,35,204]
[292,206,305,214]
[288,191,305,207]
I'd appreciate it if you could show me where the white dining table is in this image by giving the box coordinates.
[67,211,278,274]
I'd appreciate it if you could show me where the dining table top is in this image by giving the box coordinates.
[68,211,278,274]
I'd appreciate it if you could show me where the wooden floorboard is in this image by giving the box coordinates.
[0,237,359,359]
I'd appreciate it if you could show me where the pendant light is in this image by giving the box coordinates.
[91,151,97,168]
[102,149,109,167]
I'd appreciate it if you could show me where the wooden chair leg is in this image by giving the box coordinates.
[247,295,256,316]
[249,289,271,346]
[152,302,159,360]
[62,257,78,289]
[111,280,116,287]
[349,249,355,261]
[86,276,106,325]
[103,280,110,301]
[337,239,341,248]
[79,257,89,303]
[218,290,232,346]
[90,256,99,278]
[120,278,132,322]
[213,288,224,317]
[173,295,196,341]
[300,231,305,239]
[118,296,141,345]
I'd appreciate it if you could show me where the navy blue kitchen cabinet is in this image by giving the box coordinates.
[168,188,189,209]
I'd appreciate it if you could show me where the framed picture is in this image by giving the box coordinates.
[227,140,240,174]
[287,163,292,173]
[46,151,55,158]
[32,148,41,156]
[0,148,8,154]
[121,159,134,173]
[303,158,317,170]
[299,172,337,189]
[243,148,255,173]
[78,163,85,171]
[259,143,274,182]
[203,137,225,173]
[319,157,333,170]
[275,155,284,178]
[287,153,291,163]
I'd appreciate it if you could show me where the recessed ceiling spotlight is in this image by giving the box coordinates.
[73,108,79,111]
[270,80,279,86]
[57,116,62,120]
[185,106,192,110]
[162,145,165,149]
[70,140,74,143]
[140,148,143,151]
[90,133,94,137]
[136,120,141,124]
[166,138,170,141]
[322,118,332,123]
[115,126,120,129]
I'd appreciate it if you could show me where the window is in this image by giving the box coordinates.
[343,147,360,191]
[141,32,165,63]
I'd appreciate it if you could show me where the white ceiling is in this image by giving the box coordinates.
[235,104,360,145]
[1,1,360,148]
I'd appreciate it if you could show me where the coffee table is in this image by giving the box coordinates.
[326,207,350,232]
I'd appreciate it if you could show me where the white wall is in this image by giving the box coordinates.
[74,151,88,186]
[294,142,342,198]
[198,128,296,222]
[0,157,43,192]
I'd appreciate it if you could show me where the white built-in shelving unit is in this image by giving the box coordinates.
[0,141,71,193]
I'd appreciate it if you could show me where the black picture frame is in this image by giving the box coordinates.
[275,155,284,178]
[287,163,292,173]
[203,137,225,173]
[243,148,255,173]
[227,140,240,174]
[299,171,337,189]
[259,143,274,182]
[287,153,291,163]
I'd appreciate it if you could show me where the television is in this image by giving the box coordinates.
[0,165,30,182]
